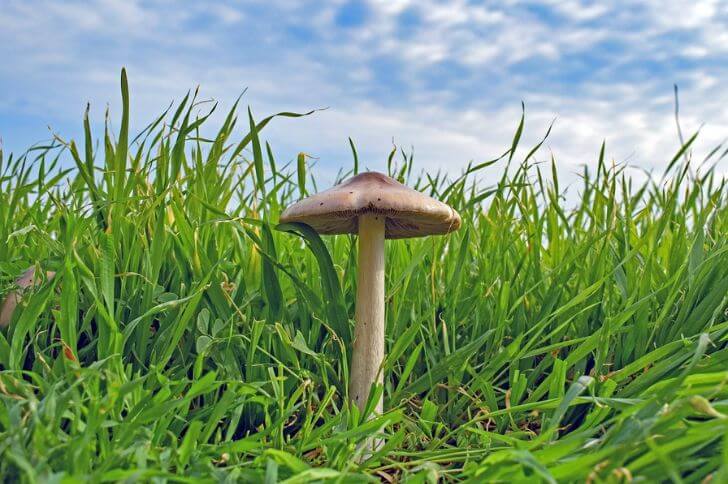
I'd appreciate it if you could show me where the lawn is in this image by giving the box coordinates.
[1,70,727,482]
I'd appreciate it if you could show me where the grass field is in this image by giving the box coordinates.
[1,70,727,482]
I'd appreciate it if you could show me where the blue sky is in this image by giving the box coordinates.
[1,0,726,185]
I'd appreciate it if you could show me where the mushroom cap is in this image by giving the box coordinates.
[0,266,56,327]
[279,171,461,239]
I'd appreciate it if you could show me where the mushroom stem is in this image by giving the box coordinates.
[350,213,385,416]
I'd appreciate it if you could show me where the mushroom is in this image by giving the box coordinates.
[279,172,461,417]
[0,266,56,327]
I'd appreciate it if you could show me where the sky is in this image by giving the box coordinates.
[1,0,727,187]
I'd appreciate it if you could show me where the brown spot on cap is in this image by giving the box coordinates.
[279,171,461,239]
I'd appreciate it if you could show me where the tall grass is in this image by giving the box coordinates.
[0,69,727,482]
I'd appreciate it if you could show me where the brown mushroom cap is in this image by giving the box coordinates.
[0,266,56,327]
[279,171,461,239]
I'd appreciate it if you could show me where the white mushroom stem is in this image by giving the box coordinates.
[350,213,385,416]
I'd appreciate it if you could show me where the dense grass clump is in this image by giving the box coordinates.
[1,70,727,482]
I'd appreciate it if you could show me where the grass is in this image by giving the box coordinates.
[0,69,727,482]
